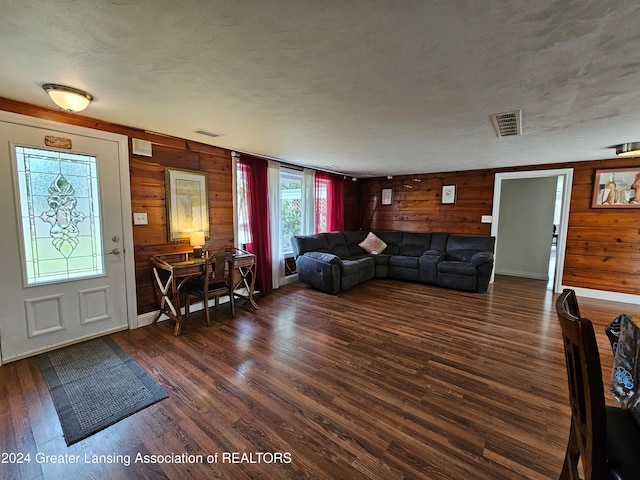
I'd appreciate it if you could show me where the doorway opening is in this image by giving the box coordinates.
[491,168,573,293]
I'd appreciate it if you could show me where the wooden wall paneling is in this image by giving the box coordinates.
[562,267,638,294]
[358,172,495,235]
[343,178,360,231]
[569,227,640,243]
[563,159,640,295]
[566,236,640,257]
[149,145,200,169]
[131,147,235,314]
[568,212,640,228]
[564,252,639,274]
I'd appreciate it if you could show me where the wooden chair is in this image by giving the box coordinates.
[184,252,235,326]
[555,288,640,479]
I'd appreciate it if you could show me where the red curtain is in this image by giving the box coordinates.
[238,154,273,294]
[315,172,344,233]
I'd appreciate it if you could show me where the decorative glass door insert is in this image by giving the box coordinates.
[15,146,104,285]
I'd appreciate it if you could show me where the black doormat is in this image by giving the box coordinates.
[37,336,168,446]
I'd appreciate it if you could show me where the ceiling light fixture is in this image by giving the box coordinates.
[42,83,94,112]
[616,142,640,157]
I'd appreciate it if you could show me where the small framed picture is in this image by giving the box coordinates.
[165,167,210,242]
[441,184,456,205]
[591,168,640,208]
[381,188,393,206]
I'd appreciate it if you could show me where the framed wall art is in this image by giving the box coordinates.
[591,168,640,208]
[165,167,210,241]
[441,184,456,205]
[381,188,393,206]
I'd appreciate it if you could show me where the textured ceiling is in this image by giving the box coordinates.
[2,0,640,177]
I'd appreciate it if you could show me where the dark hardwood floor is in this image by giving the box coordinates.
[2,276,636,480]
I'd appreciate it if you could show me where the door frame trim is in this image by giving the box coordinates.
[0,111,138,341]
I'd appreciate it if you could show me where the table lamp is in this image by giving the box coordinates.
[190,231,205,258]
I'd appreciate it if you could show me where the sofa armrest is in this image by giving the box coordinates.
[419,250,443,284]
[421,249,445,260]
[296,252,342,294]
[470,251,494,267]
[303,251,343,266]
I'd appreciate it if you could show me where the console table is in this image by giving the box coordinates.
[150,248,257,335]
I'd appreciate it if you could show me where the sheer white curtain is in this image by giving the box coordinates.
[235,159,252,249]
[267,161,283,289]
[302,168,316,235]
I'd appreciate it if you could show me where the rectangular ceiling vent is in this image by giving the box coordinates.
[490,110,522,137]
[194,129,222,138]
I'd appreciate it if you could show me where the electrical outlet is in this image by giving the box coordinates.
[133,212,148,225]
[481,215,493,223]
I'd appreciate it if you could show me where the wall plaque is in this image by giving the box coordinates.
[44,135,72,149]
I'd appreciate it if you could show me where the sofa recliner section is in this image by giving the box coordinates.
[292,231,495,294]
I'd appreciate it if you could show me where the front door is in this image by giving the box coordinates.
[0,113,133,362]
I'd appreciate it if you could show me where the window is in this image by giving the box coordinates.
[236,162,252,248]
[14,146,104,285]
[280,170,302,255]
[315,171,343,233]
[235,161,341,265]
[315,177,328,233]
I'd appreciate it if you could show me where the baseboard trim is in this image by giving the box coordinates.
[561,285,640,306]
[495,269,549,281]
[278,273,299,286]
[137,296,232,328]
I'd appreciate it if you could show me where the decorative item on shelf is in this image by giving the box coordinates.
[591,167,640,208]
[190,231,205,258]
[42,84,94,112]
[441,184,457,205]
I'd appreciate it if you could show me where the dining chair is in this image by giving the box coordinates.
[184,251,235,326]
[555,288,640,479]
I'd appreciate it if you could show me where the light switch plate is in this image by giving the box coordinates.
[133,212,148,225]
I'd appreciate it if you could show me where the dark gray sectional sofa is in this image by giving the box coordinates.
[291,230,495,294]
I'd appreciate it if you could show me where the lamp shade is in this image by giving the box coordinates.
[42,84,94,112]
[189,231,205,247]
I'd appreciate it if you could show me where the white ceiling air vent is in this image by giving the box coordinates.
[490,110,522,137]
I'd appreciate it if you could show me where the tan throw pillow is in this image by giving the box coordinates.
[359,232,387,255]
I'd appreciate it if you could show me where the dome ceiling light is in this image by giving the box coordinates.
[42,84,94,112]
